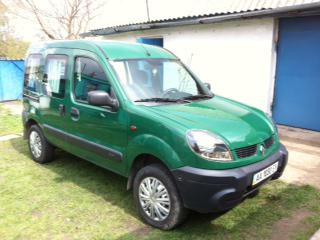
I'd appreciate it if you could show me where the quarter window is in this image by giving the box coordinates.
[24,54,43,95]
[44,55,68,98]
[74,57,111,102]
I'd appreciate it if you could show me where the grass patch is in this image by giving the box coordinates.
[0,103,22,136]
[0,107,319,239]
[1,138,320,240]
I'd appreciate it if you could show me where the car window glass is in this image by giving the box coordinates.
[162,61,198,95]
[44,55,68,98]
[110,60,200,101]
[24,54,43,95]
[74,57,111,102]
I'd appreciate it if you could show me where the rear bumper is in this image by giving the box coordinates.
[171,144,288,213]
[22,110,28,139]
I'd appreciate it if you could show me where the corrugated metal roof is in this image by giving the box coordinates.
[147,0,319,21]
[85,0,320,36]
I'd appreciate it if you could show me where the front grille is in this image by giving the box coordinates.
[264,135,274,149]
[235,145,257,159]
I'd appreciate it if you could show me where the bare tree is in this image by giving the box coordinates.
[0,1,28,58]
[0,0,8,30]
[8,0,105,40]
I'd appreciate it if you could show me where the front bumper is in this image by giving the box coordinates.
[171,144,288,213]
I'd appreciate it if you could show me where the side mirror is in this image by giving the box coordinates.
[43,73,48,83]
[204,82,211,90]
[88,90,119,111]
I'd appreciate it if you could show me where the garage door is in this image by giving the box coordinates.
[273,16,320,132]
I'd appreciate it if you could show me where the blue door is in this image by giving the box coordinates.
[137,37,163,47]
[273,16,320,131]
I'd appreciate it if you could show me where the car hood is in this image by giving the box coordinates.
[143,96,274,150]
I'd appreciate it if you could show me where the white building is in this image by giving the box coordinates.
[83,0,320,132]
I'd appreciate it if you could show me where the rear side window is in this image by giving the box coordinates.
[24,54,43,95]
[44,55,68,98]
[74,57,111,102]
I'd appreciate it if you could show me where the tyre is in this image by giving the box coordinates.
[133,164,188,230]
[28,125,55,164]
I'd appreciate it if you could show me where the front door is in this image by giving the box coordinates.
[67,50,127,175]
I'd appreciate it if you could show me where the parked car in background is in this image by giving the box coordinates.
[22,40,288,230]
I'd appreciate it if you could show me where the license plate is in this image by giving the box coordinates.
[252,162,279,186]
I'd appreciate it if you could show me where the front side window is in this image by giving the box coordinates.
[74,57,111,102]
[110,59,211,102]
[24,54,43,95]
[44,55,68,98]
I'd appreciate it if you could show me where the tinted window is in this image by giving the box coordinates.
[74,57,111,102]
[24,54,43,95]
[44,55,68,98]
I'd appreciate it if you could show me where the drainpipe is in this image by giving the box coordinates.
[145,0,151,22]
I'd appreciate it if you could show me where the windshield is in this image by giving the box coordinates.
[109,59,212,102]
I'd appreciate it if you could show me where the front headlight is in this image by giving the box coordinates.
[186,130,233,161]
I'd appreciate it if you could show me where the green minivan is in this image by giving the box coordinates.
[23,40,288,230]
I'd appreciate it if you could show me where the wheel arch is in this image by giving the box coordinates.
[126,153,170,190]
[23,118,39,139]
[125,134,184,190]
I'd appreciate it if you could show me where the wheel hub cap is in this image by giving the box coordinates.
[138,177,171,221]
[29,131,42,158]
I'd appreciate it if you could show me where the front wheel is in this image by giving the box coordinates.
[28,125,55,164]
[133,164,188,230]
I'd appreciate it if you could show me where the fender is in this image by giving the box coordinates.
[125,133,184,176]
[22,109,42,138]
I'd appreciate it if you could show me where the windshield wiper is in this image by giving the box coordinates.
[181,94,213,101]
[135,97,189,103]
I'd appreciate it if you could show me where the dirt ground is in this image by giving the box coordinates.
[279,126,320,190]
[2,100,23,115]
[271,209,312,240]
[281,140,320,189]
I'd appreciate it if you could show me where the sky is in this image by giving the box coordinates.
[4,0,148,41]
[3,0,310,41]
[4,0,239,41]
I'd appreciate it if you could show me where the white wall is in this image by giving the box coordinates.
[99,18,277,113]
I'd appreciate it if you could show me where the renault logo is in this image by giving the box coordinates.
[260,145,266,156]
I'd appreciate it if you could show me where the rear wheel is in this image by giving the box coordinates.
[133,164,188,230]
[28,125,54,164]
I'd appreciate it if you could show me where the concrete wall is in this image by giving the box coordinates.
[98,18,277,113]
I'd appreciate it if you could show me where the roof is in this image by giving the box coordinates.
[145,0,320,20]
[83,0,320,37]
[27,40,176,60]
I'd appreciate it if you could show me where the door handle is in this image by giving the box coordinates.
[70,107,80,121]
[58,104,65,116]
